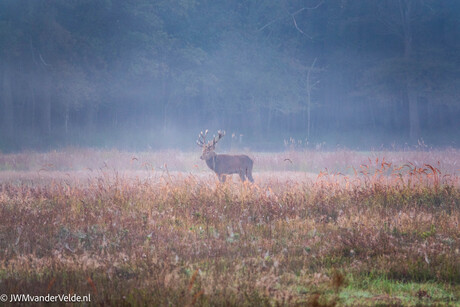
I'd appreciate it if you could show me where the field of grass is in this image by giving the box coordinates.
[0,149,459,306]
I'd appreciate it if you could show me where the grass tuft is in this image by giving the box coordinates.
[0,149,459,305]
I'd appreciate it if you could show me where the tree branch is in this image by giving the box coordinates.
[39,52,50,66]
[292,15,312,38]
[290,1,325,16]
[257,0,324,36]
[257,15,284,32]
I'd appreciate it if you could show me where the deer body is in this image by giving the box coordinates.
[197,130,254,182]
[203,152,254,182]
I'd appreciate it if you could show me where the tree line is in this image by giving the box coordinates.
[1,0,459,151]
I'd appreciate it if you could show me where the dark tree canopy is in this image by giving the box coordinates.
[1,0,459,151]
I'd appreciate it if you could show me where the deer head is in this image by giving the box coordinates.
[196,130,225,160]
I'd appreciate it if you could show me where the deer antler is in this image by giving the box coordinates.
[197,130,225,149]
[211,130,225,148]
[196,130,208,147]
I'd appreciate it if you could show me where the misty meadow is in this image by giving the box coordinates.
[1,1,460,306]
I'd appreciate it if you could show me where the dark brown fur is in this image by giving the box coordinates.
[202,152,254,182]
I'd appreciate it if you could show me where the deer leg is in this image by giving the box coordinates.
[219,174,226,182]
[246,167,254,183]
[238,171,246,182]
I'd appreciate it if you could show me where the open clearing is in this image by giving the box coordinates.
[0,149,459,305]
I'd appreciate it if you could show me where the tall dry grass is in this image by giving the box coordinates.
[0,150,459,305]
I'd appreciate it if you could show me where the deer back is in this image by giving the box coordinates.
[205,154,253,175]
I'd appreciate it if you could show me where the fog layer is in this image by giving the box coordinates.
[1,0,459,151]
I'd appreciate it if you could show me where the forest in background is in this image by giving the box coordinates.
[1,0,459,151]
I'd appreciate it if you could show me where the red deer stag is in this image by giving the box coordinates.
[197,130,254,182]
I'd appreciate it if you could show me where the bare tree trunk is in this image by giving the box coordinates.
[28,82,36,129]
[1,62,14,135]
[161,68,171,132]
[64,101,69,135]
[306,58,317,140]
[400,0,420,141]
[85,104,95,131]
[407,82,420,140]
[41,75,51,135]
[266,104,272,134]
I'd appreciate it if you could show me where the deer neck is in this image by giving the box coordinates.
[205,154,217,171]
